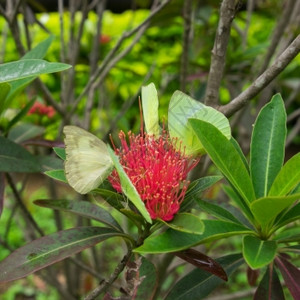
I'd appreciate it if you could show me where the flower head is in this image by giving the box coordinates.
[108,131,199,221]
[28,102,55,118]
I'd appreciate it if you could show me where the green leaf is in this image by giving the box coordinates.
[141,83,160,136]
[0,227,124,283]
[107,146,152,224]
[0,82,11,115]
[0,136,41,172]
[44,169,67,183]
[268,152,300,196]
[250,193,300,228]
[243,235,277,269]
[196,199,242,224]
[37,155,63,171]
[274,226,300,243]
[53,147,66,161]
[250,94,287,198]
[0,59,71,83]
[93,188,125,210]
[181,175,223,212]
[230,137,249,172]
[8,123,44,143]
[168,91,231,156]
[34,199,122,232]
[165,254,243,300]
[189,119,255,204]
[160,213,204,234]
[274,203,300,229]
[22,35,55,60]
[134,220,251,254]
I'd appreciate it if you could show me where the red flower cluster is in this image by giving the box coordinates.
[28,102,55,118]
[99,34,110,44]
[109,131,199,221]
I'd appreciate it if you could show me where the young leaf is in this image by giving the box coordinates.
[34,199,122,231]
[250,193,300,228]
[243,235,277,269]
[275,256,300,299]
[196,199,243,225]
[141,83,160,136]
[0,59,71,83]
[159,213,204,234]
[53,147,66,161]
[189,119,255,204]
[180,175,223,212]
[268,152,300,196]
[44,169,67,183]
[168,91,230,156]
[0,227,125,283]
[250,94,287,198]
[174,248,228,281]
[134,220,251,254]
[22,35,55,60]
[107,146,152,224]
[0,136,41,173]
[254,264,285,300]
[165,254,243,300]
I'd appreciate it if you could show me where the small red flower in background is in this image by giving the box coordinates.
[109,131,199,221]
[28,102,55,118]
[99,34,110,44]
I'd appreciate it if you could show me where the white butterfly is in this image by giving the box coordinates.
[64,125,113,194]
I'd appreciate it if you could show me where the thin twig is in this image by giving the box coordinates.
[180,0,192,92]
[204,0,240,106]
[220,34,300,117]
[69,0,171,117]
[84,249,132,300]
[242,0,254,48]
[258,0,295,74]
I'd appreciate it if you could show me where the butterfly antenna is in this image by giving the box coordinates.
[138,96,144,136]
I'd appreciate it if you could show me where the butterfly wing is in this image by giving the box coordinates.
[64,126,113,194]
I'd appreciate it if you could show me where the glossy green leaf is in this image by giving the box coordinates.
[22,35,55,60]
[141,83,160,136]
[189,119,255,204]
[135,256,158,300]
[250,193,300,228]
[165,254,243,300]
[254,265,285,300]
[44,169,67,183]
[107,147,152,224]
[53,147,66,161]
[181,176,223,212]
[168,91,231,155]
[0,227,124,283]
[0,59,71,83]
[250,94,287,198]
[274,203,300,229]
[134,220,251,254]
[160,213,204,234]
[196,199,242,224]
[8,123,45,143]
[243,235,277,269]
[34,199,122,231]
[0,82,11,115]
[0,136,41,172]
[268,152,300,196]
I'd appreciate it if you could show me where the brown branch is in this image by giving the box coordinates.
[84,249,132,300]
[180,0,192,92]
[220,34,300,117]
[204,0,240,106]
[259,0,296,74]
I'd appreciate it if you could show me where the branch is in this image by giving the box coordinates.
[204,0,240,106]
[220,34,300,117]
[259,0,296,74]
[84,249,132,300]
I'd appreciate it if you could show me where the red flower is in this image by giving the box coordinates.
[28,102,56,118]
[99,34,110,44]
[108,131,199,221]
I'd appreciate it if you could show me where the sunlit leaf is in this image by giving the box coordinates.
[250,94,286,198]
